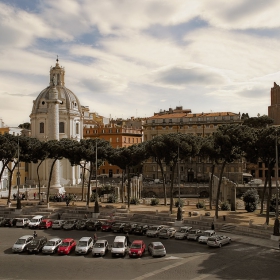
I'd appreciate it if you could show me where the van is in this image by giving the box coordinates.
[111,236,128,257]
[29,215,44,229]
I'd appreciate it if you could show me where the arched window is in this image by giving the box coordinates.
[39,122,44,133]
[59,122,65,133]
[76,123,79,134]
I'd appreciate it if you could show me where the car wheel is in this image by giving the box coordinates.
[219,243,222,248]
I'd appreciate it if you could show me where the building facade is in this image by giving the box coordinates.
[143,106,243,182]
[28,59,83,192]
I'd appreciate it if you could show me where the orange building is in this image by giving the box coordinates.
[83,122,143,177]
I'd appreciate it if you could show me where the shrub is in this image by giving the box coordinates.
[242,188,259,212]
[130,198,140,205]
[220,201,230,211]
[175,199,184,207]
[196,201,204,209]
[107,195,117,203]
[150,198,159,206]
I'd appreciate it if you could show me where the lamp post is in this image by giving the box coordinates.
[16,137,21,209]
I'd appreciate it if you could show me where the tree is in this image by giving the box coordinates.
[243,115,274,128]
[213,124,255,219]
[242,188,259,212]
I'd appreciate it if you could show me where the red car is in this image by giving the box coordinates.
[129,240,146,258]
[38,219,53,229]
[57,238,76,255]
[101,221,115,232]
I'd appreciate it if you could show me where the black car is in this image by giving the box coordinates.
[0,218,6,227]
[123,223,138,234]
[2,218,17,227]
[75,219,88,230]
[134,225,149,235]
[111,222,125,233]
[86,220,103,231]
[62,219,77,230]
[26,236,47,254]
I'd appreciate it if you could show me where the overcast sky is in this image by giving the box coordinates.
[1,0,279,127]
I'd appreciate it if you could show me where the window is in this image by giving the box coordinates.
[116,137,119,142]
[169,119,172,123]
[39,122,44,133]
[124,137,126,143]
[109,138,112,142]
[59,122,65,133]
[75,123,79,134]
[102,129,105,133]
[163,119,166,123]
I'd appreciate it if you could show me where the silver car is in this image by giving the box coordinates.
[187,229,202,241]
[148,242,166,257]
[75,237,93,255]
[16,218,30,228]
[174,226,193,240]
[52,220,66,229]
[42,238,62,254]
[146,225,164,237]
[198,230,216,244]
[158,227,176,239]
[207,235,231,248]
[12,235,34,253]
[92,240,109,257]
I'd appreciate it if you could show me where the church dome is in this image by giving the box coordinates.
[31,58,82,117]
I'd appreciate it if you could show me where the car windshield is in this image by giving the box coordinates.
[208,237,216,241]
[149,227,158,231]
[30,240,40,245]
[160,230,167,233]
[94,243,104,248]
[154,245,164,249]
[78,241,88,247]
[61,242,70,247]
[113,242,123,248]
[131,244,141,249]
[15,239,26,244]
[40,222,46,225]
[66,220,75,224]
[53,221,60,225]
[204,232,212,236]
[114,223,121,227]
[46,241,55,246]
[189,230,196,234]
[180,229,187,233]
[30,219,38,223]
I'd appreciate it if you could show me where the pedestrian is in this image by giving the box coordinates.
[33,192,36,200]
[126,232,131,246]
[57,213,61,220]
[33,231,37,238]
[94,233,98,243]
[84,213,88,219]
[13,193,16,200]
[211,222,215,231]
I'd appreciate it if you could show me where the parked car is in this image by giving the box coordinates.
[26,236,47,254]
[158,227,176,239]
[175,226,193,240]
[75,219,88,230]
[92,239,109,257]
[129,240,146,258]
[112,222,125,233]
[0,218,6,226]
[86,220,102,231]
[75,237,94,255]
[111,236,128,257]
[101,221,115,232]
[207,235,232,248]
[52,220,66,229]
[2,218,17,227]
[42,238,62,254]
[12,235,34,253]
[28,215,44,229]
[187,229,202,241]
[198,230,216,244]
[123,223,138,234]
[38,219,53,229]
[62,219,77,230]
[16,218,30,228]
[146,225,164,237]
[134,224,149,235]
[148,242,166,257]
[57,238,76,255]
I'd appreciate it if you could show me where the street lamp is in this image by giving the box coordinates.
[16,137,21,210]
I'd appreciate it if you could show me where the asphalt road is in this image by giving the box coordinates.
[0,227,280,280]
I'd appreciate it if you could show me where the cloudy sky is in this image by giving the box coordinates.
[1,0,280,127]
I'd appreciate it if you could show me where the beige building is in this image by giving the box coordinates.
[143,106,243,182]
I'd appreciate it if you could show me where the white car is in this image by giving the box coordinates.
[175,226,193,240]
[92,240,109,257]
[198,230,216,244]
[12,235,34,253]
[207,235,231,248]
[146,225,164,237]
[16,218,30,228]
[187,229,202,241]
[158,227,176,239]
[75,237,94,255]
[42,238,62,254]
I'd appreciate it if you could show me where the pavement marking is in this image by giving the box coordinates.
[131,254,206,280]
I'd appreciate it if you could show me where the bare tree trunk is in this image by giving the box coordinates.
[81,162,87,201]
[266,167,273,225]
[215,161,226,219]
[169,164,177,214]
[36,160,43,202]
[121,170,124,203]
[7,163,17,204]
[260,175,268,214]
[86,162,93,207]
[46,159,57,204]
[209,163,215,210]
[127,166,131,210]
[158,162,167,206]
